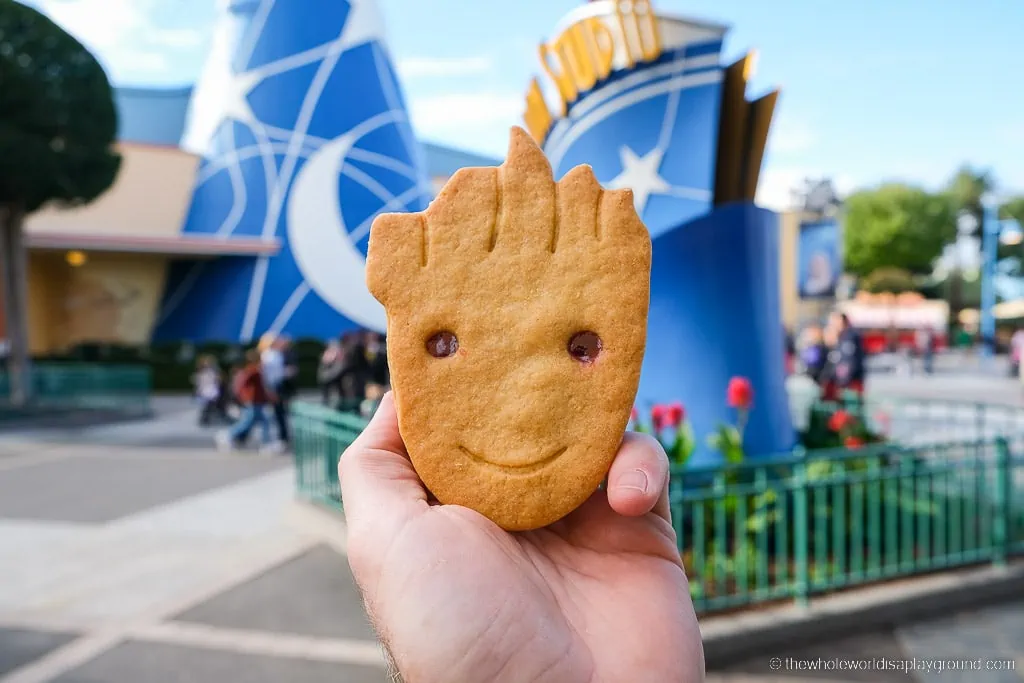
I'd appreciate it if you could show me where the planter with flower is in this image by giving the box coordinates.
[635,377,917,604]
[630,402,696,468]
[629,376,756,468]
[800,401,889,451]
[706,376,754,466]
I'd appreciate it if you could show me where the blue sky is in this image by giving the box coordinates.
[29,0,1024,208]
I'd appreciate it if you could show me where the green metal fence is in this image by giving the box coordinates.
[674,437,1024,614]
[0,363,152,414]
[291,395,1024,615]
[292,401,366,507]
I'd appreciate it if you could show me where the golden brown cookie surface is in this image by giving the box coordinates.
[366,126,651,531]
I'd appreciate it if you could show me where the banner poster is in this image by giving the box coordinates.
[798,219,840,299]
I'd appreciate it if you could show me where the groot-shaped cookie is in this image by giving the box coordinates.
[366,126,651,531]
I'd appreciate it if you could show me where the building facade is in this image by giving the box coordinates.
[22,84,497,355]
[17,0,826,459]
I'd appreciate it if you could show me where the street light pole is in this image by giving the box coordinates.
[980,196,998,359]
[980,195,1024,362]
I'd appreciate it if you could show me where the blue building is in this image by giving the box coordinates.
[22,0,796,458]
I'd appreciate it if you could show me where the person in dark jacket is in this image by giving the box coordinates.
[827,312,866,400]
[318,339,345,406]
[800,324,830,386]
[365,331,390,388]
[338,332,370,412]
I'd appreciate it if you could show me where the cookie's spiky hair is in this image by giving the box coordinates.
[367,126,647,305]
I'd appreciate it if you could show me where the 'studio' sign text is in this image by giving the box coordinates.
[524,0,664,143]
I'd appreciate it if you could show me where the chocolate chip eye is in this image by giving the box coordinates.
[568,331,602,363]
[426,331,458,358]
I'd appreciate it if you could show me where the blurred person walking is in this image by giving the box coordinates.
[258,333,290,452]
[216,349,273,452]
[917,327,937,375]
[365,331,390,389]
[339,331,370,413]
[800,324,830,388]
[318,338,345,406]
[1012,327,1024,385]
[277,335,298,445]
[826,312,866,402]
[192,355,226,426]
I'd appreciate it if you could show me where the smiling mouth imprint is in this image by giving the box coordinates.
[457,445,568,475]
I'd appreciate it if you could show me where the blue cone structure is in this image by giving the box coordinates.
[149,0,795,459]
[154,0,430,342]
[531,9,793,459]
[542,40,724,240]
[639,204,796,462]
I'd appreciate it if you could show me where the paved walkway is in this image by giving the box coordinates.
[707,607,1024,682]
[0,382,1021,682]
[0,403,391,683]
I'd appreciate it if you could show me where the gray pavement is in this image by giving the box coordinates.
[0,631,75,679]
[49,641,388,683]
[709,602,1024,682]
[0,376,1022,681]
[0,400,389,683]
[0,451,282,523]
[175,544,377,642]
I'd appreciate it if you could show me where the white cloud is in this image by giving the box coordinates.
[765,116,817,156]
[408,92,523,134]
[756,166,856,211]
[406,92,524,157]
[397,56,493,79]
[151,27,207,50]
[755,167,803,211]
[34,0,145,52]
[29,0,208,83]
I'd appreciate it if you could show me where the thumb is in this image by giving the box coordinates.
[338,392,427,544]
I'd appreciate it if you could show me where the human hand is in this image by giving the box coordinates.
[340,393,705,683]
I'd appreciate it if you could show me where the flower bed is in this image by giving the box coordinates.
[631,377,1024,612]
[292,383,1024,615]
[634,376,888,465]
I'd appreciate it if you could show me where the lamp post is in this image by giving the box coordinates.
[979,193,1023,359]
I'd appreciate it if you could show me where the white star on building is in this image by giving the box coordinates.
[607,145,671,215]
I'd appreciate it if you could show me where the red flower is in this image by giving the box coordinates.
[651,404,667,431]
[844,436,865,449]
[828,410,854,433]
[666,402,685,428]
[630,407,638,423]
[726,377,753,410]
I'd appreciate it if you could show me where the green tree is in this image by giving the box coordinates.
[947,165,995,236]
[1002,197,1024,224]
[860,267,918,294]
[944,166,995,315]
[0,0,121,404]
[998,196,1024,261]
[843,184,957,277]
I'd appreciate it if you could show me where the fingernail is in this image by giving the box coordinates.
[616,468,648,493]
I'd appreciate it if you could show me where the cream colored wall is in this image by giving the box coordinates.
[778,210,839,330]
[778,210,799,330]
[20,142,193,353]
[27,251,169,354]
[24,143,198,239]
